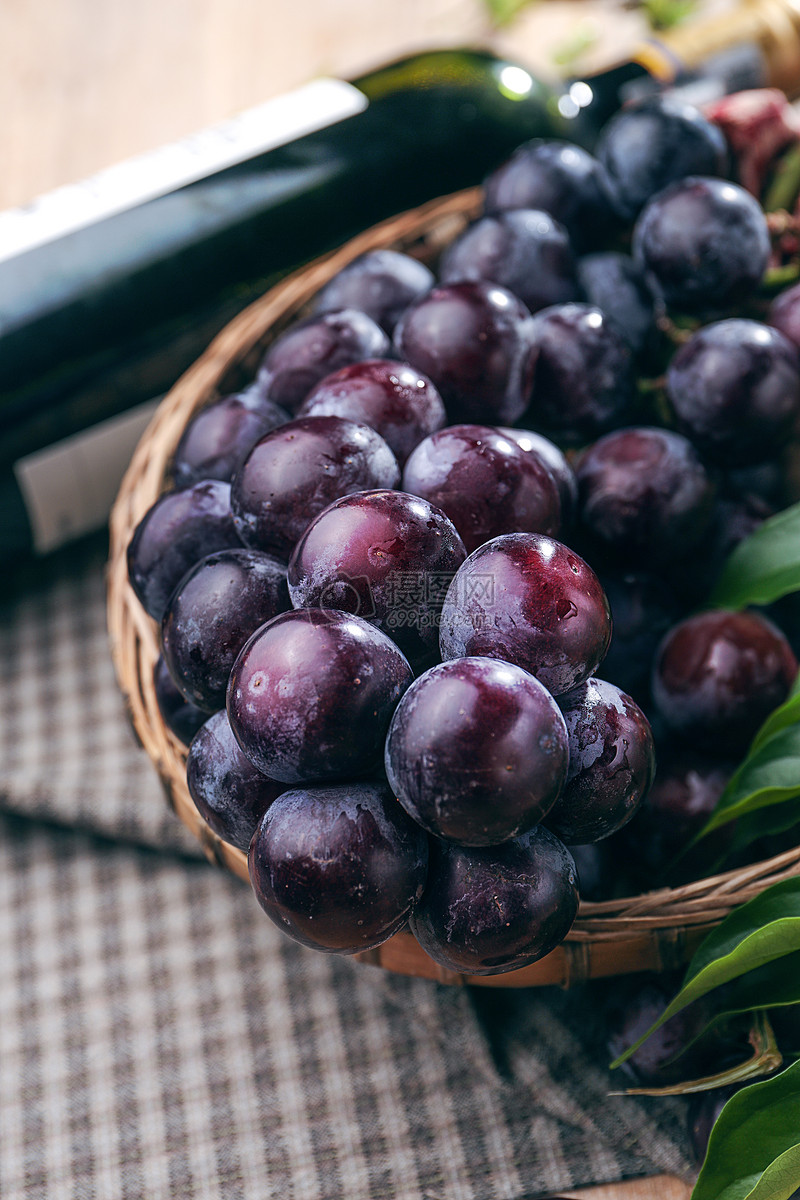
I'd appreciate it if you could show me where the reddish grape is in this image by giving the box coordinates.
[311,249,434,333]
[153,655,208,746]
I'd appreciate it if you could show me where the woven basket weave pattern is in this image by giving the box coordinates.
[107,188,800,988]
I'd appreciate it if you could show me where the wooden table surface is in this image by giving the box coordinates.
[2,2,696,1196]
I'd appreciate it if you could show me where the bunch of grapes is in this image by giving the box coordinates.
[131,91,800,977]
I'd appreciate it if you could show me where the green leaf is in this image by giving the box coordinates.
[611,877,800,1069]
[481,0,534,26]
[641,0,696,30]
[692,723,800,840]
[726,796,800,861]
[751,673,800,754]
[709,502,800,609]
[692,1060,800,1200]
[764,143,800,214]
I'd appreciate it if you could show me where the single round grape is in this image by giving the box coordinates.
[575,427,716,566]
[393,281,536,426]
[768,280,800,350]
[483,139,615,252]
[161,548,290,712]
[606,978,717,1087]
[652,610,798,753]
[384,657,569,846]
[576,252,657,358]
[248,781,428,954]
[666,319,800,466]
[170,390,289,488]
[187,711,284,852]
[127,480,242,622]
[439,532,612,697]
[298,358,446,466]
[255,309,390,412]
[498,427,578,526]
[633,176,770,313]
[525,303,634,442]
[228,609,412,783]
[598,571,681,703]
[311,249,434,333]
[287,489,467,666]
[409,827,578,976]
[596,96,727,221]
[439,209,579,314]
[230,415,399,558]
[153,655,208,746]
[545,678,655,845]
[401,424,561,554]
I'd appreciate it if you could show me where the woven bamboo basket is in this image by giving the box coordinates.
[107,186,800,988]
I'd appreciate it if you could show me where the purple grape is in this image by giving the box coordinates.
[498,427,578,526]
[652,610,798,753]
[596,96,727,221]
[768,280,800,350]
[227,609,412,783]
[255,309,390,412]
[384,657,569,846]
[298,358,446,466]
[287,489,467,666]
[127,480,242,622]
[393,281,537,426]
[230,415,399,558]
[248,781,428,954]
[606,978,717,1086]
[483,139,615,252]
[170,390,289,488]
[666,319,800,466]
[439,532,612,697]
[575,427,716,567]
[633,176,770,314]
[576,252,657,357]
[401,424,562,554]
[438,209,579,313]
[161,548,290,712]
[599,571,681,703]
[187,711,284,851]
[545,679,655,845]
[525,303,635,442]
[409,827,578,976]
[311,249,434,333]
[153,655,208,746]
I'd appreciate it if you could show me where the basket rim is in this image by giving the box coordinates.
[107,186,800,988]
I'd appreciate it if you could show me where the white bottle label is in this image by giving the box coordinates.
[14,399,161,554]
[0,78,367,264]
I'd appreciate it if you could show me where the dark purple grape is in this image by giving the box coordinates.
[688,1087,741,1165]
[525,303,635,442]
[393,281,536,426]
[768,280,800,350]
[439,209,579,314]
[483,139,615,252]
[298,358,446,466]
[384,657,569,846]
[618,751,735,885]
[599,571,681,703]
[153,655,208,746]
[652,610,798,753]
[576,252,657,357]
[666,320,800,466]
[596,96,727,221]
[230,415,399,558]
[575,427,716,567]
[127,480,241,622]
[311,249,434,333]
[248,781,428,954]
[161,548,290,712]
[255,309,390,412]
[228,609,412,783]
[674,491,774,606]
[498,427,578,526]
[545,679,655,845]
[170,390,289,488]
[409,827,578,976]
[439,532,612,697]
[633,176,770,314]
[606,978,716,1086]
[187,711,284,851]
[401,424,561,554]
[287,489,467,665]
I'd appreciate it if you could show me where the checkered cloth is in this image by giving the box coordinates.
[0,536,693,1199]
